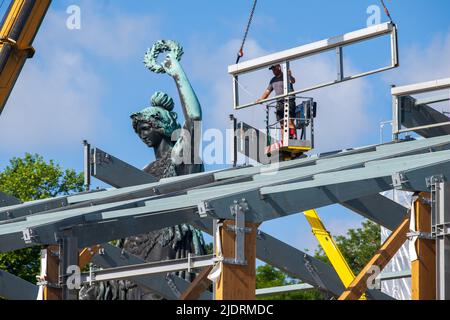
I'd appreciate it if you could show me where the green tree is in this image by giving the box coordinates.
[0,153,84,283]
[256,264,324,300]
[314,220,381,275]
[256,220,381,300]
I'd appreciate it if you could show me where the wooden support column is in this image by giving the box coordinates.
[339,217,409,300]
[180,266,213,300]
[42,245,62,300]
[411,193,436,300]
[215,220,257,300]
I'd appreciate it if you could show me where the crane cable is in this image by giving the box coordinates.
[236,0,258,64]
[380,0,394,24]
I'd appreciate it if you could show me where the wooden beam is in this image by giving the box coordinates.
[42,245,62,300]
[411,193,436,300]
[215,220,257,300]
[179,266,213,300]
[78,245,101,270]
[338,217,410,300]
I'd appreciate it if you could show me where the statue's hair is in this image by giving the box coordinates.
[131,92,180,138]
[151,91,174,111]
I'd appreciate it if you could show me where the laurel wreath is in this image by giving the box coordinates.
[144,40,184,74]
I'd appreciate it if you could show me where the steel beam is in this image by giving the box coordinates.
[229,22,395,75]
[0,192,21,209]
[1,150,450,252]
[0,269,39,300]
[2,135,449,223]
[83,255,214,283]
[230,22,398,109]
[202,151,450,223]
[91,243,212,300]
[255,283,314,297]
[341,193,408,231]
[91,147,157,188]
[392,77,450,97]
[0,196,69,222]
[398,96,450,138]
[434,181,450,300]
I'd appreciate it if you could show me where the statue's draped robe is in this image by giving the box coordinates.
[80,137,205,300]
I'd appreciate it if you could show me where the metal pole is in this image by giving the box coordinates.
[229,115,237,168]
[336,47,344,82]
[58,233,79,300]
[391,86,400,141]
[434,181,450,300]
[282,61,290,146]
[83,140,91,192]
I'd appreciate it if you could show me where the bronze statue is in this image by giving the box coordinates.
[79,40,207,300]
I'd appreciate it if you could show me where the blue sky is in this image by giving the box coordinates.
[1,0,450,252]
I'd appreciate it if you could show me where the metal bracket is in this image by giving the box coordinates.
[222,199,251,266]
[22,228,39,244]
[407,231,434,240]
[198,201,214,218]
[391,172,409,189]
[426,174,445,188]
[93,149,112,165]
[303,254,331,298]
[226,224,252,233]
[165,273,182,299]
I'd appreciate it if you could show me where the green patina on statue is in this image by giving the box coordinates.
[80,40,207,300]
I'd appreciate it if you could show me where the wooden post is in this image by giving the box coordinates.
[411,193,436,300]
[215,220,257,300]
[180,266,213,300]
[338,217,409,300]
[42,245,62,300]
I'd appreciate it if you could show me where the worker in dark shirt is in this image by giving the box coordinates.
[257,64,297,139]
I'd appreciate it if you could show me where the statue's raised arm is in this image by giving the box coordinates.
[144,40,201,125]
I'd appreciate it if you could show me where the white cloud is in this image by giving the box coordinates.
[0,2,160,153]
[384,30,450,85]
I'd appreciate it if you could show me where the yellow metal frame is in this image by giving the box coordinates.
[0,0,51,115]
[303,209,366,300]
[280,146,312,153]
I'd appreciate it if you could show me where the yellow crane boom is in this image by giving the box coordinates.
[303,209,367,299]
[0,0,51,115]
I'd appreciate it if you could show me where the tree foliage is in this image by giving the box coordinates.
[314,220,381,275]
[256,220,381,300]
[256,264,324,300]
[0,153,84,283]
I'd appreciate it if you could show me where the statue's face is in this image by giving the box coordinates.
[131,105,180,149]
[135,121,164,148]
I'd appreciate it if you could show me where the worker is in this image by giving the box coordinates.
[257,64,297,140]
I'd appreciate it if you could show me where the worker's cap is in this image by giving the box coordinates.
[269,64,281,70]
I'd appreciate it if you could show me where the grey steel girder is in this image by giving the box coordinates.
[0,192,21,209]
[341,193,408,231]
[1,149,450,252]
[201,151,450,222]
[399,96,450,138]
[91,243,212,300]
[0,269,39,300]
[1,135,449,224]
[91,147,157,187]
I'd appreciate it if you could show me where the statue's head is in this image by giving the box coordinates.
[131,91,181,148]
